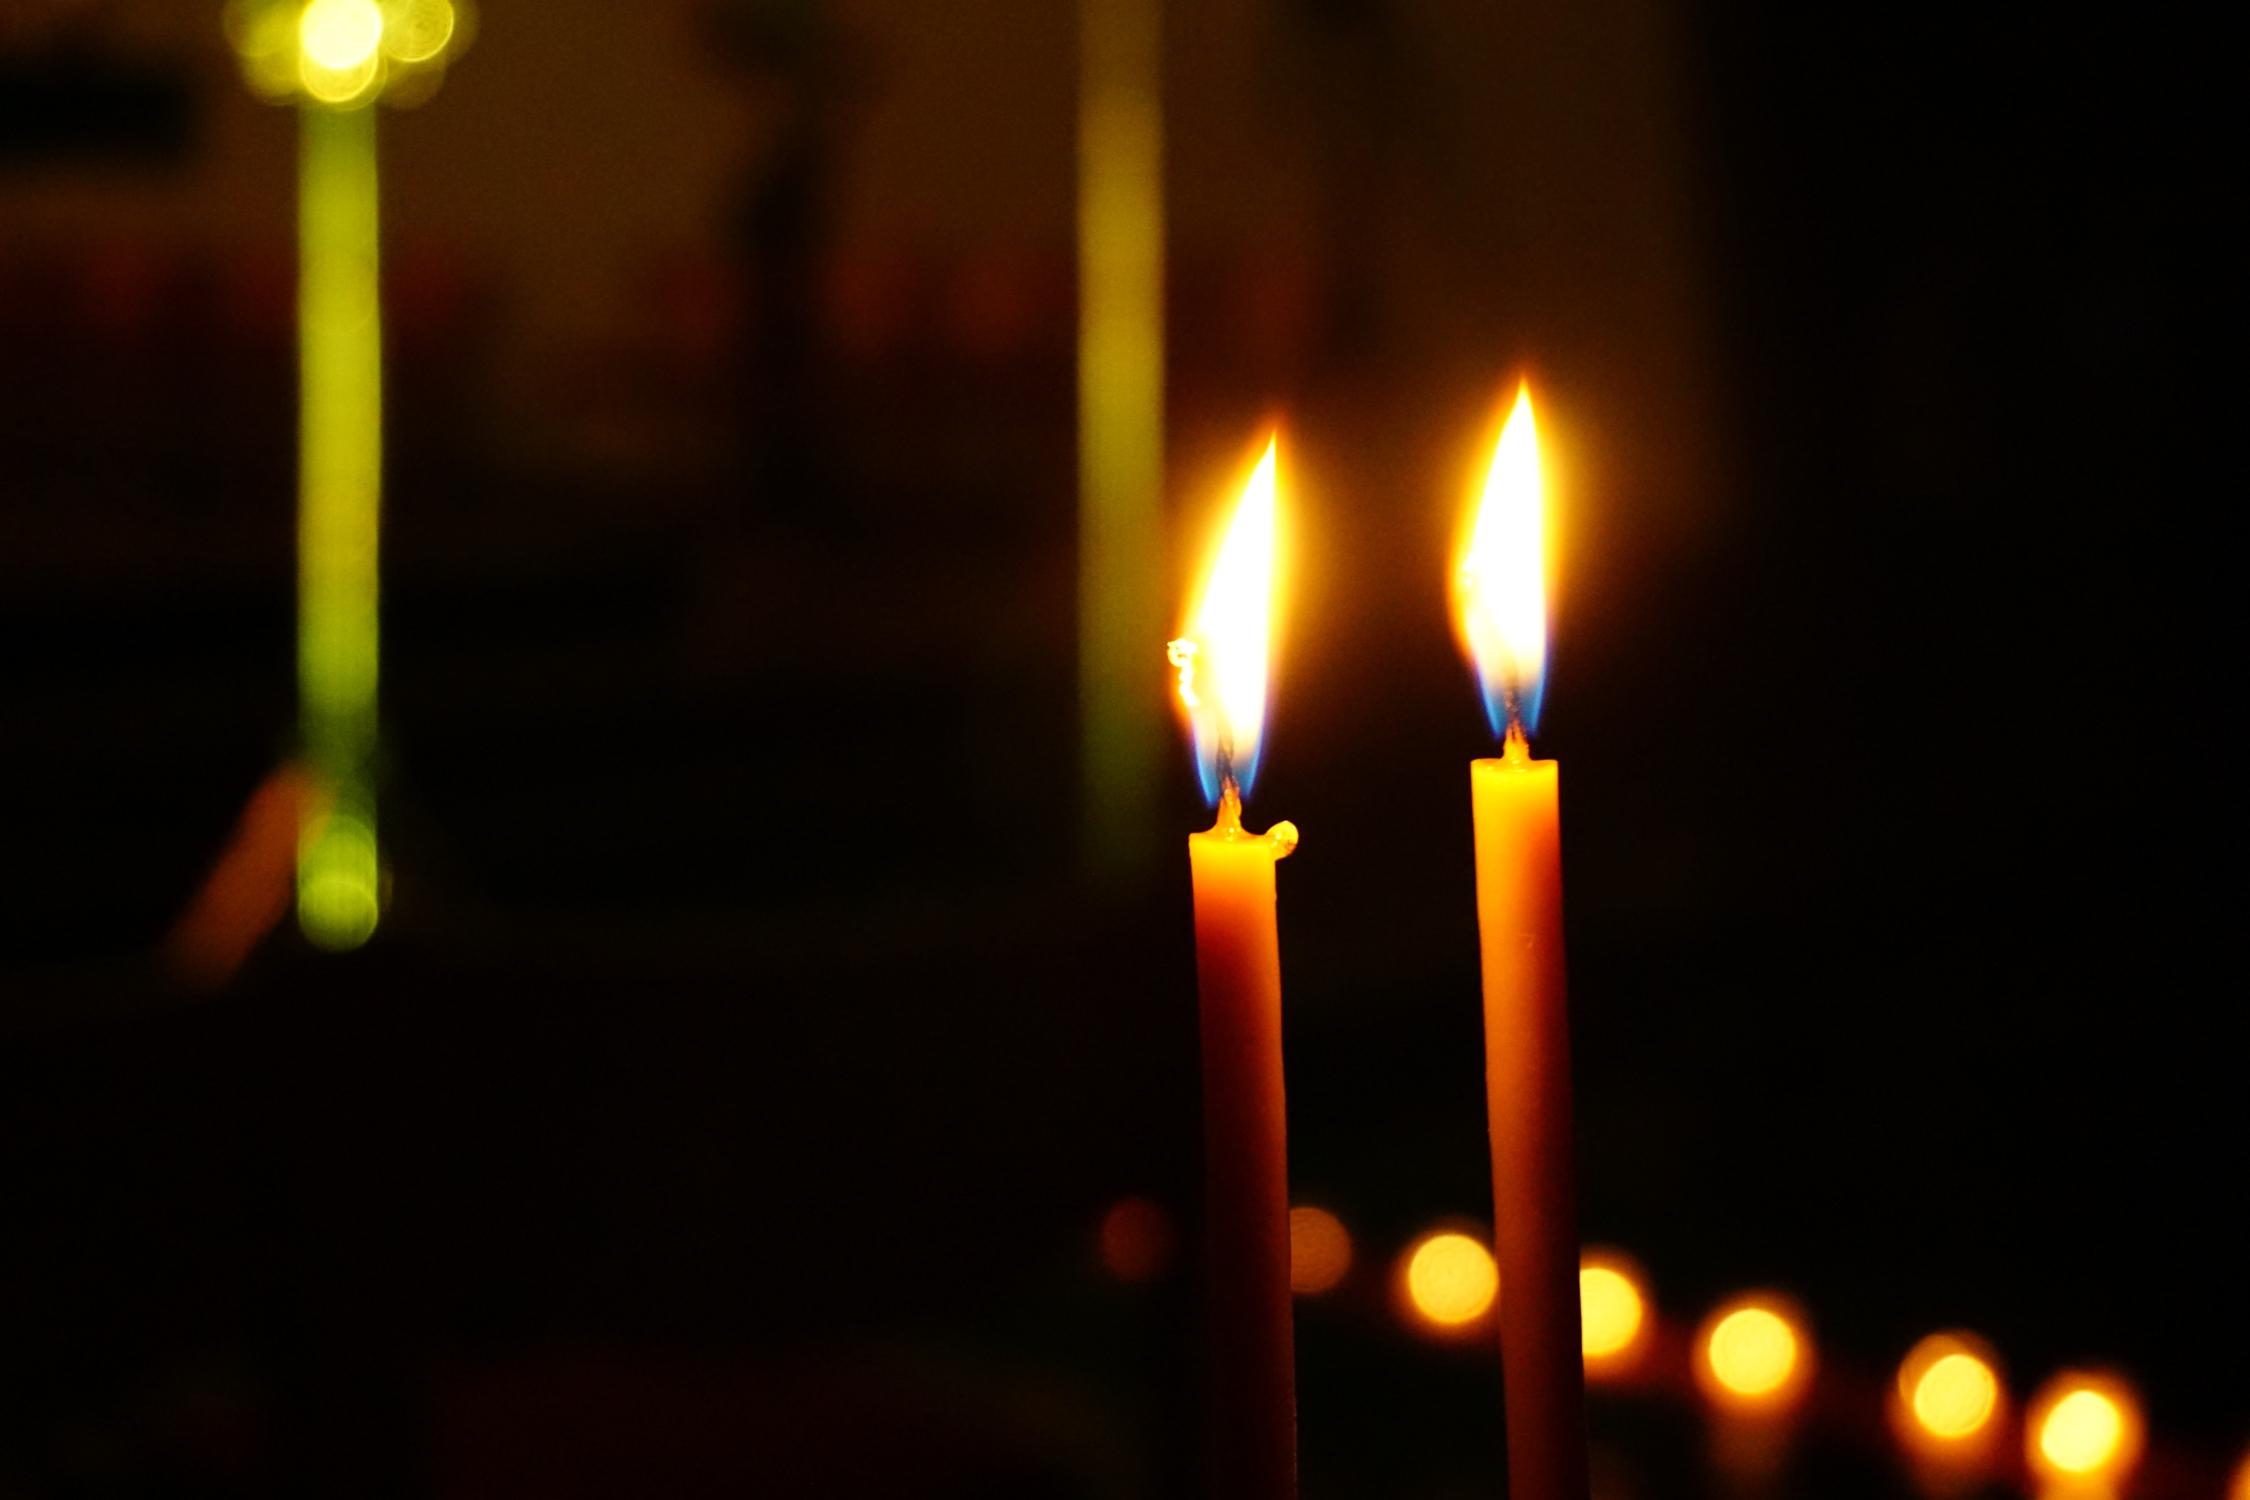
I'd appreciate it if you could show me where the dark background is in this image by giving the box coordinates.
[3,2,2239,1496]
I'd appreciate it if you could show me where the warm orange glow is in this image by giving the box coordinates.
[2229,1448,2250,1500]
[163,766,318,990]
[1453,384,1548,737]
[1894,1332,2004,1448]
[1915,1354,1998,1436]
[1578,1250,1649,1372]
[1171,436,1280,802]
[1096,1195,1175,1283]
[1288,1205,1352,1296]
[1709,1310,1797,1396]
[1696,1295,1812,1412]
[2027,1372,2142,1482]
[1400,1231,1499,1330]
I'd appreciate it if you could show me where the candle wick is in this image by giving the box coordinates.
[1503,718,1532,766]
[1212,777,1245,835]
[1204,779,1296,857]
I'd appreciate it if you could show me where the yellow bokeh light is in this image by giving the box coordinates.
[1584,1259,1656,1376]
[298,807,379,950]
[300,0,385,71]
[1579,1269,1641,1353]
[1696,1296,1810,1411]
[1401,1231,1498,1329]
[1289,1205,1352,1296]
[1453,383,1548,735]
[1710,1309,1796,1396]
[1913,1352,1999,1439]
[2025,1371,2143,1484]
[2229,1449,2250,1500]
[1579,1252,1648,1368]
[381,0,455,62]
[300,50,381,106]
[228,0,467,108]
[1890,1333,2007,1468]
[2028,1375,2142,1481]
[2041,1391,2121,1472]
[1170,436,1280,801]
[1894,1332,2006,1449]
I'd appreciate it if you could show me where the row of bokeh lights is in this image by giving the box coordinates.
[1098,1197,2247,1494]
[226,0,472,109]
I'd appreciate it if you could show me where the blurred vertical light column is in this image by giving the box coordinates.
[296,96,383,949]
[1077,0,1165,876]
[228,0,470,949]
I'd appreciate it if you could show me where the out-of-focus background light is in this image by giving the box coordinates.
[226,0,472,109]
[2026,1371,2143,1485]
[1891,1330,2005,1465]
[1578,1249,1649,1377]
[1288,1205,1352,1296]
[298,0,383,74]
[291,86,383,949]
[1095,1195,1174,1284]
[1696,1294,1811,1413]
[1074,0,1165,876]
[381,0,457,65]
[1912,1350,1997,1438]
[2230,1448,2250,1500]
[1398,1230,1498,1333]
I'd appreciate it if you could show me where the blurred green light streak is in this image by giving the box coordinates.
[1078,0,1165,879]
[297,101,383,951]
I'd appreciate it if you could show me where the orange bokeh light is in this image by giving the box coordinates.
[1289,1205,1353,1296]
[1891,1331,2006,1461]
[1695,1294,1812,1413]
[1578,1249,1650,1376]
[1096,1196,1175,1283]
[2026,1371,2142,1484]
[1399,1230,1498,1333]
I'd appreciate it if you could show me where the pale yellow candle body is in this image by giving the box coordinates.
[1188,788,1299,1500]
[1471,736,1588,1500]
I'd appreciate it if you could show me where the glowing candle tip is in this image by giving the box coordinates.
[1212,779,1243,834]
[1454,383,1549,742]
[1173,434,1281,805]
[1202,780,1299,856]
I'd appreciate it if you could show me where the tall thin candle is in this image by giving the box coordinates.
[1171,437,1299,1500]
[1454,386,1589,1500]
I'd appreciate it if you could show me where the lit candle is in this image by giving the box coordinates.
[1170,435,1299,1500]
[1453,385,1588,1500]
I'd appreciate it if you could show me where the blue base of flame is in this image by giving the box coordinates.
[1478,668,1544,743]
[1192,723,1260,808]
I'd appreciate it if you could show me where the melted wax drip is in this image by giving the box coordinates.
[1208,778,1299,856]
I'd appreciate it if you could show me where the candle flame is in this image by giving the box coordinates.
[1171,435,1279,805]
[1453,384,1548,740]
